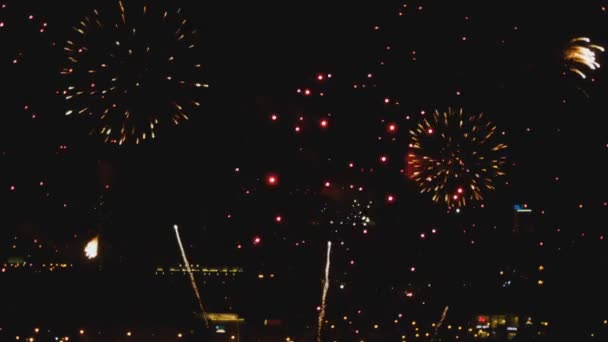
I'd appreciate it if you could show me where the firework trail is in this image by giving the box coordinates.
[434,306,449,337]
[317,241,332,342]
[564,37,604,79]
[173,224,208,328]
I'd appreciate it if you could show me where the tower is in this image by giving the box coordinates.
[512,204,533,234]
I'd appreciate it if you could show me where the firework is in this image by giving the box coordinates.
[564,37,604,79]
[408,108,507,209]
[84,236,99,259]
[62,1,207,145]
[317,241,332,342]
[434,305,449,337]
[173,224,208,328]
[324,199,375,229]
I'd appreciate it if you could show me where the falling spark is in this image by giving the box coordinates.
[173,224,208,328]
[564,37,604,79]
[84,236,99,259]
[317,241,332,342]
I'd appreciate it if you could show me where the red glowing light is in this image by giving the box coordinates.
[317,74,324,81]
[9,185,15,192]
[295,126,301,132]
[388,123,397,132]
[253,236,262,245]
[266,174,279,186]
[320,119,328,128]
[304,89,311,96]
[457,187,464,194]
[380,155,388,163]
[427,128,434,134]
[275,215,282,223]
[270,114,278,121]
[324,181,331,188]
[387,194,395,203]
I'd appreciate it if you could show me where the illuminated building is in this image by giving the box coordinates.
[473,314,519,340]
[512,204,534,233]
[1,260,74,273]
[207,313,244,342]
[155,266,243,284]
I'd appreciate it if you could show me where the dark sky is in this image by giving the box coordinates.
[2,0,608,248]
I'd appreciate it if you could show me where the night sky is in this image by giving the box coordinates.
[3,0,608,340]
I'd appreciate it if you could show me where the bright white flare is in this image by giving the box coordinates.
[173,224,208,327]
[317,241,332,342]
[84,236,99,259]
